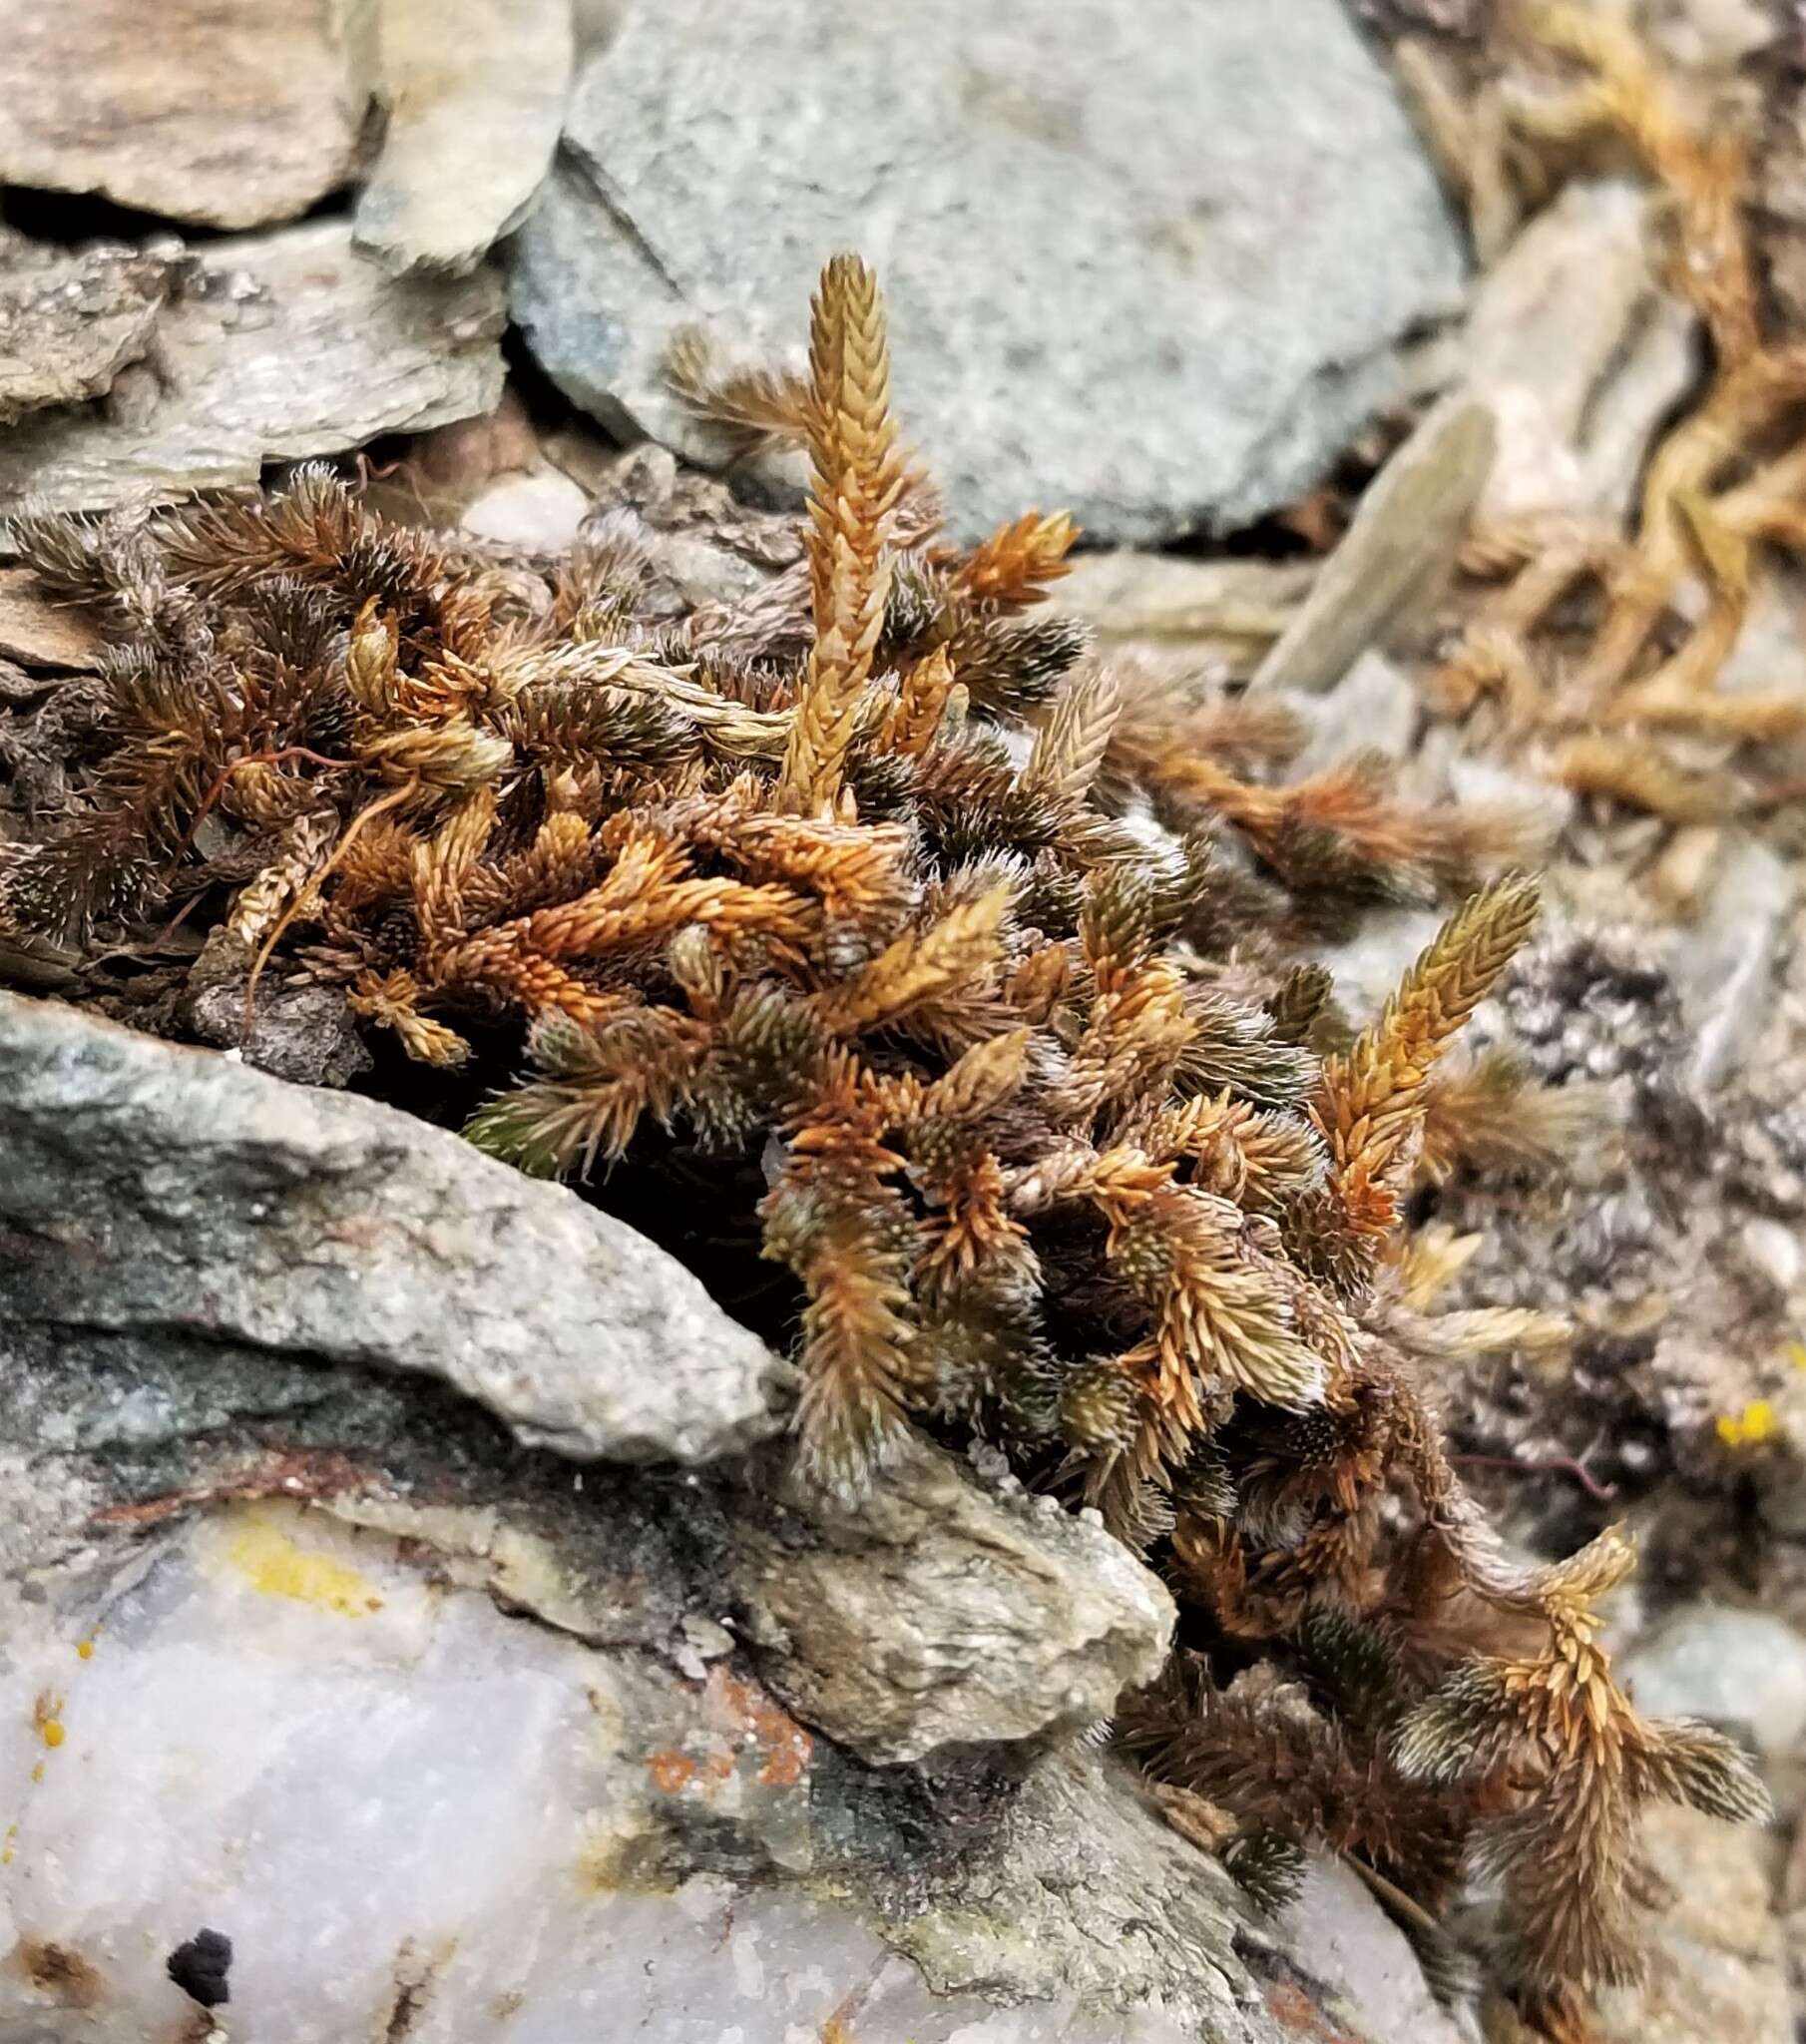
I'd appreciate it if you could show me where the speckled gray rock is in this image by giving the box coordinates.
[0,993,790,1465]
[510,0,1467,545]
[0,223,506,516]
[729,1441,1175,1764]
[1591,1802,1791,2044]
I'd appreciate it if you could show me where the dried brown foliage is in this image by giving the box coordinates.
[0,254,1766,2031]
[1432,4,1806,822]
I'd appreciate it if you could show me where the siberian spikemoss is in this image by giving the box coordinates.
[0,254,1769,2037]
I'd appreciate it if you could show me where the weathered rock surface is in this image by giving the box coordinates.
[510,0,1467,544]
[1619,1603,1806,1759]
[0,234,174,428]
[729,1442,1175,1764]
[0,223,506,516]
[355,0,573,275]
[0,0,371,231]
[0,992,789,1466]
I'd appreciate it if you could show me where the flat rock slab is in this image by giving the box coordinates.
[0,223,506,515]
[355,0,573,275]
[0,0,370,231]
[1249,396,1497,697]
[0,568,107,672]
[0,993,791,1464]
[0,233,174,428]
[510,0,1467,546]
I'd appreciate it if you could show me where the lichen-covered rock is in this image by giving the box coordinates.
[0,992,790,1466]
[728,1440,1176,1764]
[510,0,1466,544]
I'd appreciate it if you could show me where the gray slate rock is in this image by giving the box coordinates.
[0,223,506,516]
[0,0,371,231]
[510,0,1467,545]
[729,1441,1175,1764]
[355,0,573,276]
[0,992,790,1465]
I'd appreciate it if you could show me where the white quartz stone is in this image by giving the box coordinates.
[0,1505,1201,2042]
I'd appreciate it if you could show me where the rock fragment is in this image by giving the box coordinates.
[0,993,790,1464]
[0,0,371,231]
[1248,396,1497,697]
[0,568,106,672]
[0,223,506,516]
[727,1439,1175,1764]
[1457,179,1699,524]
[355,0,573,276]
[0,232,174,428]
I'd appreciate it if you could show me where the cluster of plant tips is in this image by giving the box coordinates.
[0,249,1772,2042]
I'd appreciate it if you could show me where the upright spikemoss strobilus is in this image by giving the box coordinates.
[0,254,1769,2036]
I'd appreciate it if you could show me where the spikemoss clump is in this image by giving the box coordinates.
[0,254,1769,2035]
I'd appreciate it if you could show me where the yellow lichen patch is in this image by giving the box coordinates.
[75,1640,95,1662]
[1786,1341,1806,1373]
[1715,1398,1781,1448]
[225,1509,383,1618]
[40,1721,65,1750]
